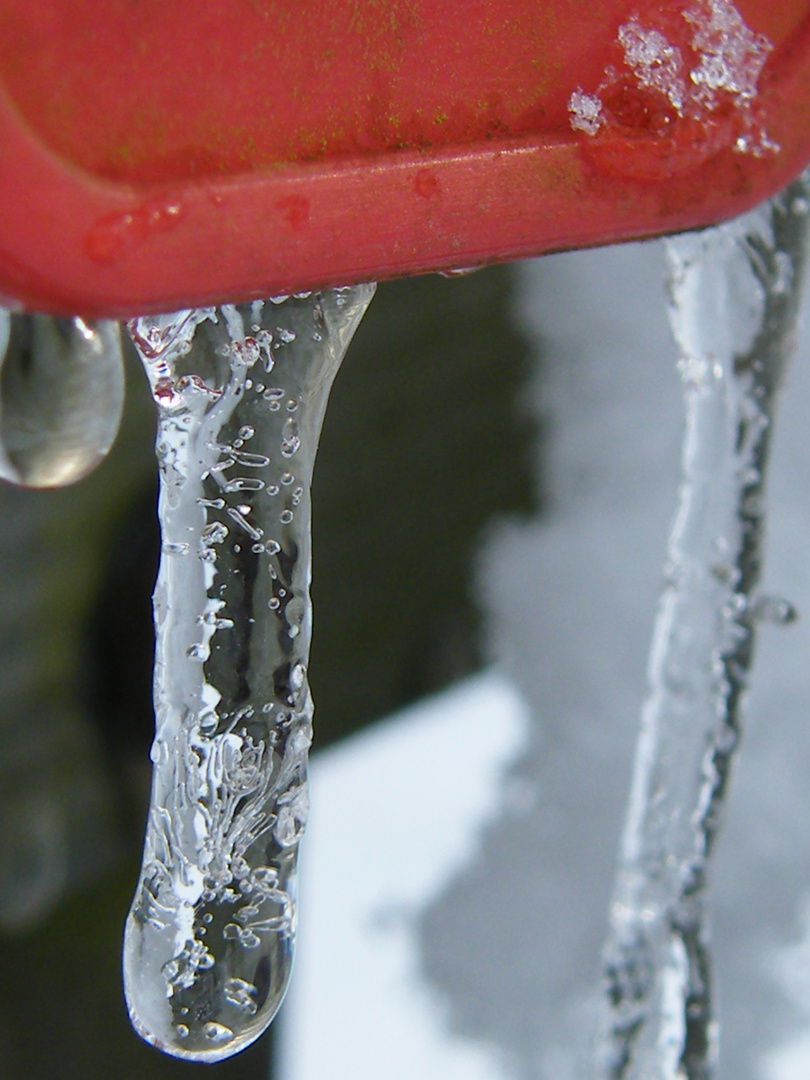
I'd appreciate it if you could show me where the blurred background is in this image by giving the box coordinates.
[0,264,537,1078]
[2,241,810,1080]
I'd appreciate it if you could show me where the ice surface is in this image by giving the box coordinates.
[569,90,605,136]
[123,286,374,1062]
[686,0,772,104]
[597,175,810,1080]
[618,19,686,114]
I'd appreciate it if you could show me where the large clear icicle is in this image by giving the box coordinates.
[124,285,375,1062]
[0,311,124,487]
[597,174,810,1080]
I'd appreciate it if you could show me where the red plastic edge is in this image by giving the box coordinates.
[1,29,810,318]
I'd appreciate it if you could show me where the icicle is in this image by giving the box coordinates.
[123,285,375,1062]
[0,311,124,487]
[596,174,810,1080]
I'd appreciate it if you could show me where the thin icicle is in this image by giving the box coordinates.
[123,285,374,1062]
[597,174,810,1080]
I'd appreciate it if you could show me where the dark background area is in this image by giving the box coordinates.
[0,266,540,1079]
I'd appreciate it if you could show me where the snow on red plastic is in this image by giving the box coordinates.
[568,0,777,181]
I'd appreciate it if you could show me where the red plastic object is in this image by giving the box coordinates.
[1,0,810,317]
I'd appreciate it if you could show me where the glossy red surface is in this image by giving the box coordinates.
[0,0,809,315]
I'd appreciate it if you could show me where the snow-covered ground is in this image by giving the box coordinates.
[279,240,810,1080]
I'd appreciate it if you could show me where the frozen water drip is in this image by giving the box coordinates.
[124,286,375,1062]
[0,311,124,487]
[597,175,810,1080]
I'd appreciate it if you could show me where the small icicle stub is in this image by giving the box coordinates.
[0,310,124,488]
[124,286,374,1062]
[596,175,810,1080]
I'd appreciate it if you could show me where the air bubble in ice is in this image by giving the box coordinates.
[233,450,270,467]
[224,978,259,1015]
[226,506,263,541]
[224,477,266,493]
[162,541,190,555]
[202,1022,233,1044]
[280,418,300,457]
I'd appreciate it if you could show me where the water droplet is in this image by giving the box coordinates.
[438,264,486,277]
[0,311,125,487]
[413,168,440,198]
[279,510,294,525]
[199,712,218,736]
[86,199,185,263]
[751,594,799,625]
